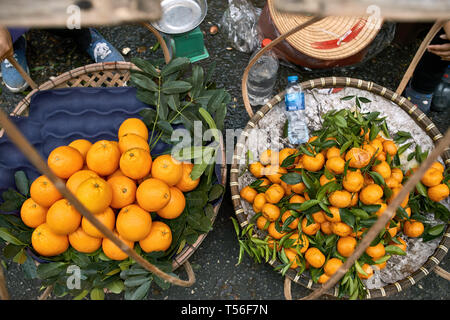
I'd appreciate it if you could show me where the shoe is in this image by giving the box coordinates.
[86,28,125,63]
[0,35,30,93]
[431,65,450,112]
[404,82,433,114]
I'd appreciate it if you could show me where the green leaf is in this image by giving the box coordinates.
[298,200,321,212]
[190,161,210,181]
[340,95,355,101]
[335,115,347,128]
[14,171,29,196]
[131,57,160,78]
[280,172,302,185]
[73,289,89,300]
[136,89,157,106]
[154,275,172,290]
[397,142,412,156]
[130,73,159,92]
[369,171,385,186]
[161,80,192,94]
[0,228,26,245]
[157,120,173,135]
[358,97,372,103]
[416,181,428,197]
[37,262,67,279]
[339,208,356,229]
[354,260,367,276]
[427,224,445,236]
[209,184,224,202]
[161,57,190,77]
[124,275,151,287]
[384,245,406,256]
[90,288,105,300]
[369,123,380,141]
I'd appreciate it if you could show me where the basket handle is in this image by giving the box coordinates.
[0,263,9,300]
[434,266,450,281]
[396,20,446,95]
[241,16,324,118]
[0,109,196,296]
[297,128,450,300]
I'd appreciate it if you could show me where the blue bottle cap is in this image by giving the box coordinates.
[287,75,299,82]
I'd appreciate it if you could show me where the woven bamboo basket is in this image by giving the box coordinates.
[231,17,450,299]
[0,25,227,299]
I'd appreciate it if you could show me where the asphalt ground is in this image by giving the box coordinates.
[0,0,449,301]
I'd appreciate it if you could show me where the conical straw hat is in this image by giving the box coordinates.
[268,0,383,61]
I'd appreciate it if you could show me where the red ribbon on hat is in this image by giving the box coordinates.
[311,19,367,50]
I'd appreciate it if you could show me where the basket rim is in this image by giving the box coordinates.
[229,76,450,299]
[10,61,228,271]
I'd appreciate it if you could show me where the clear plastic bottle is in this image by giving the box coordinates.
[285,75,309,145]
[247,38,279,106]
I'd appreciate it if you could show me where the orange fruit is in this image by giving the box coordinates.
[249,161,265,178]
[151,154,183,186]
[325,206,341,222]
[107,175,137,209]
[47,146,84,179]
[360,184,383,205]
[321,221,333,235]
[328,190,352,208]
[116,204,152,241]
[68,139,92,161]
[332,222,353,237]
[136,178,171,212]
[259,178,271,187]
[102,230,134,261]
[374,262,387,270]
[119,147,152,180]
[32,223,69,257]
[20,198,47,228]
[260,149,278,166]
[81,207,115,238]
[86,140,121,176]
[280,181,293,196]
[107,168,125,180]
[256,216,269,230]
[403,220,424,237]
[345,148,371,169]
[30,175,63,208]
[324,258,343,276]
[175,163,200,192]
[372,160,391,180]
[325,156,346,175]
[326,147,343,159]
[69,227,102,253]
[320,174,336,186]
[302,153,325,172]
[265,183,285,204]
[428,184,450,202]
[370,138,384,155]
[337,236,357,257]
[374,202,387,217]
[385,176,400,189]
[301,217,320,235]
[118,133,150,154]
[430,161,445,173]
[268,222,287,240]
[261,203,280,222]
[66,170,99,194]
[285,249,300,269]
[312,210,326,224]
[358,263,374,279]
[350,192,359,207]
[318,273,330,284]
[390,237,407,252]
[305,247,325,268]
[281,210,299,230]
[288,233,309,253]
[365,242,386,259]
[343,170,364,193]
[253,193,267,213]
[362,143,377,158]
[240,186,258,203]
[266,166,288,184]
[118,118,149,141]
[421,168,443,187]
[139,221,173,253]
[387,186,409,208]
[291,182,306,194]
[382,140,398,156]
[157,187,186,219]
[279,148,297,166]
[386,220,399,238]
[390,168,404,183]
[289,194,306,204]
[375,152,386,161]
[76,177,112,214]
[46,199,82,235]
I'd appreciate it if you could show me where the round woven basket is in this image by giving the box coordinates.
[266,0,382,61]
[8,60,227,273]
[230,76,450,299]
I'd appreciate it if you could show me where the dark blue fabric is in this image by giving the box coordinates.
[7,28,29,43]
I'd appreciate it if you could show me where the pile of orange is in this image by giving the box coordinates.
[241,131,449,283]
[21,118,200,260]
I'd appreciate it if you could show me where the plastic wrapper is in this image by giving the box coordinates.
[219,0,262,53]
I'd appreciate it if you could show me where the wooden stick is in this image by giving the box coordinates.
[396,20,446,95]
[141,22,172,65]
[242,16,324,118]
[0,263,10,300]
[302,128,450,300]
[5,54,38,90]
[0,108,195,288]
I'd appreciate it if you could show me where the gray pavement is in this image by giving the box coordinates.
[1,0,449,300]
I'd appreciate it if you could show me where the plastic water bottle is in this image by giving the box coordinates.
[247,38,279,106]
[285,75,309,145]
